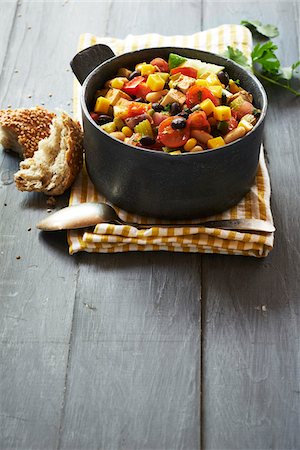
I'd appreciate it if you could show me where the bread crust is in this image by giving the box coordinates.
[14,111,83,195]
[0,107,55,158]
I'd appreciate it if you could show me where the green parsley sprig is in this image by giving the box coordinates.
[223,22,300,97]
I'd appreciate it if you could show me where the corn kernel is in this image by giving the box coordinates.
[94,96,111,114]
[110,77,126,89]
[207,136,225,149]
[140,64,156,76]
[200,98,215,115]
[213,106,231,121]
[121,126,133,137]
[146,74,165,91]
[209,85,223,98]
[184,138,198,152]
[238,119,254,132]
[195,79,209,87]
[205,73,222,86]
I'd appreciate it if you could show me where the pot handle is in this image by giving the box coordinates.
[70,44,116,85]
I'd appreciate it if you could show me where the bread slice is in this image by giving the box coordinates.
[0,107,55,158]
[14,112,83,195]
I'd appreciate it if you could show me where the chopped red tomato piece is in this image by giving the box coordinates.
[150,57,169,72]
[158,116,190,148]
[170,67,198,78]
[186,85,219,108]
[187,111,210,132]
[227,116,238,131]
[127,102,149,117]
[134,82,151,99]
[122,76,145,96]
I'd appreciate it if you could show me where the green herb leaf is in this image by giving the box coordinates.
[241,20,279,38]
[251,42,280,74]
[223,46,251,69]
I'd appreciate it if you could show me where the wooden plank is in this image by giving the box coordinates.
[1,2,203,449]
[58,252,201,450]
[202,2,300,449]
[0,1,18,74]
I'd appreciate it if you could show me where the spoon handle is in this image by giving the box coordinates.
[124,218,275,233]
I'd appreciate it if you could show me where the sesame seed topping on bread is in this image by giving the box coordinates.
[0,107,56,158]
[13,111,83,195]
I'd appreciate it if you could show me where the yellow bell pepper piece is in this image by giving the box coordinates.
[110,77,126,89]
[200,98,215,115]
[94,96,111,114]
[135,62,146,72]
[213,106,231,121]
[209,85,223,98]
[207,136,225,149]
[229,79,241,94]
[205,73,222,86]
[140,64,156,76]
[195,79,209,87]
[146,74,166,92]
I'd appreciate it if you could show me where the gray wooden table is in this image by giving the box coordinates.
[1,1,299,449]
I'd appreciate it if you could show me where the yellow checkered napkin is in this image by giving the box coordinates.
[68,25,274,257]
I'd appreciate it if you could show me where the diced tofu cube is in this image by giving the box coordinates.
[146,74,166,92]
[117,67,132,78]
[213,106,231,121]
[207,136,225,149]
[94,96,110,114]
[105,88,131,106]
[200,98,215,115]
[160,88,186,107]
[176,75,196,93]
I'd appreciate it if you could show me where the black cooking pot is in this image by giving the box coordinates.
[71,44,267,219]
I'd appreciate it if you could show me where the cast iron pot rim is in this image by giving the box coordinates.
[80,46,268,158]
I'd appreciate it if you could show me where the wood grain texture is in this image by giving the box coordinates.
[202,2,300,450]
[0,1,80,448]
[59,253,201,450]
[0,1,202,450]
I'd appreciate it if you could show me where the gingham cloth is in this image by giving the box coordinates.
[68,25,274,257]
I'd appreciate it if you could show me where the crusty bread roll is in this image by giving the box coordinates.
[14,112,83,195]
[0,107,56,158]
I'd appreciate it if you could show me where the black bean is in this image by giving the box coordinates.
[140,136,156,146]
[171,117,187,129]
[97,114,113,125]
[221,92,228,105]
[128,70,141,80]
[152,103,164,112]
[170,102,181,116]
[217,70,230,87]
